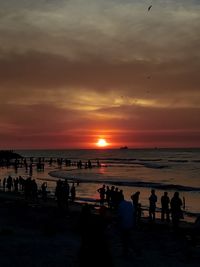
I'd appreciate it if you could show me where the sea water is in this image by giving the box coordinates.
[1,148,200,220]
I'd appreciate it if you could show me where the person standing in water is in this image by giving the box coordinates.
[149,189,157,221]
[131,191,141,224]
[170,192,183,228]
[97,184,106,206]
[70,182,76,202]
[161,192,170,222]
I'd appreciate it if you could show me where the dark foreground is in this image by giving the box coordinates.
[0,192,199,267]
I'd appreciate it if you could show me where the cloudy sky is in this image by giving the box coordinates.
[0,0,200,148]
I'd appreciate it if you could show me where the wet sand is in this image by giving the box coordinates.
[0,192,199,267]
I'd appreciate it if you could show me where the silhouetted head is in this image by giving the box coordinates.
[151,189,155,194]
[174,192,179,198]
[164,192,168,196]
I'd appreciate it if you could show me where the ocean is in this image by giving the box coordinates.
[1,148,200,221]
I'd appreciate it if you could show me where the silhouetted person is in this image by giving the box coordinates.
[49,158,53,166]
[31,179,38,201]
[55,179,63,209]
[7,175,13,192]
[97,184,106,205]
[113,187,120,209]
[97,160,101,167]
[19,176,25,191]
[77,160,82,169]
[149,189,157,221]
[110,186,115,209]
[84,162,88,169]
[70,182,76,202]
[119,189,124,203]
[105,186,111,207]
[62,179,70,213]
[24,161,28,171]
[29,163,33,176]
[131,191,141,224]
[170,191,183,228]
[88,160,92,169]
[41,182,47,201]
[131,191,140,206]
[14,177,19,192]
[3,177,6,191]
[118,197,135,256]
[161,192,170,222]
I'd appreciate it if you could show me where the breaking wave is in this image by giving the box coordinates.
[49,170,200,192]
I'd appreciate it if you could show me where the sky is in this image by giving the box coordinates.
[0,0,200,149]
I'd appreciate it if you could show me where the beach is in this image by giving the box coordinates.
[1,1,200,266]
[1,148,200,221]
[0,192,81,267]
[0,149,200,266]
[0,190,200,267]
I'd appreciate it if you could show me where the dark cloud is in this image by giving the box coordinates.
[0,50,199,96]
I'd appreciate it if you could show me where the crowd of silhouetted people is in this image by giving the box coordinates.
[0,169,199,260]
[1,175,77,208]
[1,155,199,263]
[1,156,102,176]
[97,184,124,209]
[0,173,187,229]
[0,171,187,229]
[96,185,185,229]
[147,189,184,228]
[1,175,45,201]
[55,179,77,214]
[95,185,197,257]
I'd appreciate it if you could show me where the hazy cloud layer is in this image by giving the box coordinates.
[0,0,199,148]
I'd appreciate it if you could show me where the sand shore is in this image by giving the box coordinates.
[0,191,199,267]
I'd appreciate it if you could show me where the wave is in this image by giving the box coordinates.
[136,162,169,169]
[138,159,162,162]
[106,162,168,170]
[49,171,200,192]
[106,181,200,192]
[94,157,163,162]
[168,160,189,163]
[92,162,167,169]
[93,158,137,161]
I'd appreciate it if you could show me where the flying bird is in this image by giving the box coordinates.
[148,5,152,11]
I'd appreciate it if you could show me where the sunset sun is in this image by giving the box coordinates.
[96,138,108,147]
